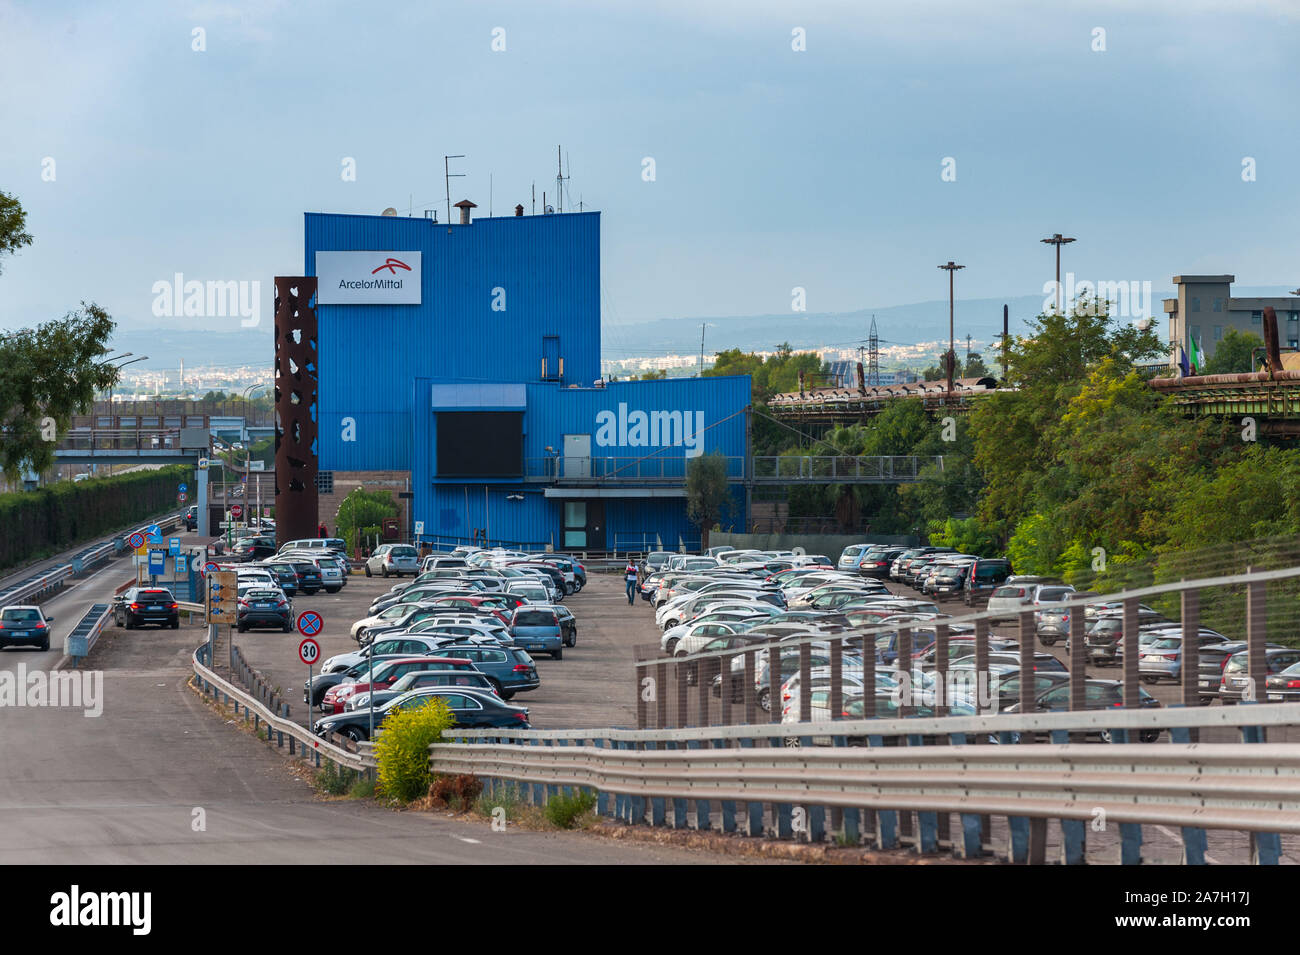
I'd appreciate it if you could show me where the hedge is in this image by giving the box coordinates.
[0,465,190,571]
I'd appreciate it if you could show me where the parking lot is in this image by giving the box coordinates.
[235,569,647,732]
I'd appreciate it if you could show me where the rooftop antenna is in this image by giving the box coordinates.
[532,181,535,215]
[489,173,493,217]
[444,154,465,224]
[556,145,570,214]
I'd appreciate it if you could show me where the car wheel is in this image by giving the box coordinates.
[1099,729,1114,744]
[1039,636,1056,647]
[364,564,372,577]
[551,647,563,660]
[665,638,679,655]
[124,616,134,630]
[783,737,801,748]
[40,637,49,652]
[282,622,292,633]
[381,566,389,578]
[1139,730,1160,743]
[758,688,771,712]
[344,726,367,742]
[237,622,247,633]
[1141,675,1159,685]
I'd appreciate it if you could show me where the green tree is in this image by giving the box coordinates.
[335,487,399,551]
[685,452,730,550]
[0,303,119,482]
[0,191,34,270]
[1203,328,1264,375]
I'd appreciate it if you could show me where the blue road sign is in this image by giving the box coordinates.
[179,483,188,493]
[168,537,181,555]
[174,556,186,573]
[147,524,161,536]
[296,610,323,637]
[148,550,166,575]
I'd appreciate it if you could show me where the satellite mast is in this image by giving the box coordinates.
[444,154,465,224]
[556,145,570,214]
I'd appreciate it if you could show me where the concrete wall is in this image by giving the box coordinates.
[709,531,919,555]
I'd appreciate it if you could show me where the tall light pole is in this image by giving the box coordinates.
[938,262,965,391]
[241,384,268,530]
[97,354,148,478]
[1041,234,1076,313]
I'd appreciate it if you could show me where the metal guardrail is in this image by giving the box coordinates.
[0,564,75,607]
[432,703,1298,863]
[523,455,746,483]
[190,643,374,775]
[65,603,111,664]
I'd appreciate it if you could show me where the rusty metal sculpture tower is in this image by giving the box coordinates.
[273,277,319,546]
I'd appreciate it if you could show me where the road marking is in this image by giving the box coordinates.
[452,835,481,844]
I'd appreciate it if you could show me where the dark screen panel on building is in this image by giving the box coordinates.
[436,412,523,476]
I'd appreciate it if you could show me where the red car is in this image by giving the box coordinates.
[321,657,477,713]
[429,595,514,627]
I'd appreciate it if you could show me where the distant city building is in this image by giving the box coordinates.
[1165,275,1300,365]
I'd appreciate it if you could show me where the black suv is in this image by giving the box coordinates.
[962,558,1011,606]
[231,536,277,562]
[114,587,180,629]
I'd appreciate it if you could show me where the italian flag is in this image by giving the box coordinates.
[1189,334,1204,374]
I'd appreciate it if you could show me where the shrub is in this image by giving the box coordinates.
[544,789,597,829]
[372,697,455,803]
[429,773,483,810]
[314,761,352,796]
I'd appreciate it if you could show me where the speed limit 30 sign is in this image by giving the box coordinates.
[298,638,320,666]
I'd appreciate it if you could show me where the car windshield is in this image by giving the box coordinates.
[2,608,42,623]
[1036,587,1073,601]
[391,546,417,557]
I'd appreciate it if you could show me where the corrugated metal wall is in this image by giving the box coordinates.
[308,211,600,471]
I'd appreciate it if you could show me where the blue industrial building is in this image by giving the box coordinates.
[305,206,750,551]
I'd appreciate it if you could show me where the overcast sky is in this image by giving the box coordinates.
[1,0,1297,343]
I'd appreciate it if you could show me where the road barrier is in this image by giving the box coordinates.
[65,603,111,665]
[191,643,374,776]
[0,564,74,607]
[433,702,1300,864]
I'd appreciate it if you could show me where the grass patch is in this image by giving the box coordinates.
[544,789,598,830]
[348,775,376,799]
[314,761,354,796]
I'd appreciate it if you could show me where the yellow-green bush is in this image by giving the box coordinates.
[372,697,455,803]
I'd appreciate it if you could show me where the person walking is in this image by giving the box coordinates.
[624,559,638,605]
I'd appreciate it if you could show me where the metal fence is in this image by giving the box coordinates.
[750,455,945,483]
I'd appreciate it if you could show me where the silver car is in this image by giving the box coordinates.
[365,543,420,578]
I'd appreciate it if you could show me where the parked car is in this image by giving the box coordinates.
[509,606,564,659]
[962,558,1012,606]
[230,536,277,562]
[0,605,54,650]
[322,656,480,713]
[305,654,413,706]
[236,587,292,632]
[432,643,540,699]
[272,559,323,595]
[1265,659,1300,703]
[1002,680,1163,742]
[347,668,499,711]
[183,505,198,531]
[365,543,420,578]
[314,686,530,741]
[1220,648,1300,703]
[1137,631,1233,684]
[114,587,179,629]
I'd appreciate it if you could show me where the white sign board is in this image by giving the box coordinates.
[315,251,422,305]
[414,521,425,536]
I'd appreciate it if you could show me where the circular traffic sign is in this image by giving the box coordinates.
[203,561,220,575]
[296,610,323,637]
[298,638,320,666]
[147,524,161,536]
[191,556,203,572]
[179,483,189,493]
[178,492,188,502]
[127,532,145,548]
[231,504,244,519]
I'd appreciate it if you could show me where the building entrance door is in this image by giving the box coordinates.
[562,433,591,479]
[562,499,604,551]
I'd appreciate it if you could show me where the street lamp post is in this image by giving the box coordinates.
[1041,234,1076,314]
[240,384,268,530]
[937,262,965,391]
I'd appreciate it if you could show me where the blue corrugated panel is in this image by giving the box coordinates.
[309,211,600,471]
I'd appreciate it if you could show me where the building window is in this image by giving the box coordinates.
[1213,298,1223,312]
[1252,310,1263,324]
[1191,297,1201,312]
[1290,311,1299,324]
[1290,340,1299,349]
[1190,325,1201,344]
[1214,325,1223,341]
[315,471,334,494]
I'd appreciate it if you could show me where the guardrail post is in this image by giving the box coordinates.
[1237,700,1281,864]
[948,732,983,858]
[1006,815,1029,864]
[1166,712,1206,864]
[740,737,763,835]
[867,734,897,849]
[1180,587,1201,717]
[670,740,688,829]
[909,732,938,854]
[688,739,710,831]
[1049,728,1087,864]
[594,738,610,818]
[529,738,544,807]
[614,741,629,821]
[629,741,646,824]
[718,736,737,833]
[645,739,665,826]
